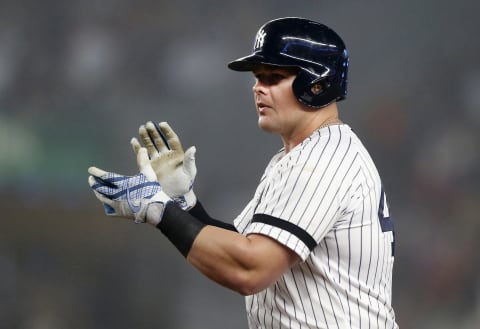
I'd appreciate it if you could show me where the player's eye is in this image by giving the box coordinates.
[255,73,287,86]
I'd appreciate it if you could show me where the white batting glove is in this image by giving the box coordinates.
[88,148,172,225]
[131,121,197,210]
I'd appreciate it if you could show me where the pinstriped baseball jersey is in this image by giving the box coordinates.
[234,124,398,329]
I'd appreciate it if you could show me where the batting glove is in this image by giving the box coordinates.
[131,121,197,210]
[88,148,172,225]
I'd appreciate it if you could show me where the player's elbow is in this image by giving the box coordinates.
[237,286,262,296]
[230,270,271,296]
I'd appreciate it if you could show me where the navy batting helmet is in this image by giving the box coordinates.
[228,17,349,108]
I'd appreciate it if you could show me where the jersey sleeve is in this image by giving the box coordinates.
[244,131,353,260]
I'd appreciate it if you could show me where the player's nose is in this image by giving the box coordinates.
[252,81,266,95]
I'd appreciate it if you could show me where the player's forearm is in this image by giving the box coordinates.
[156,203,295,295]
[160,207,273,295]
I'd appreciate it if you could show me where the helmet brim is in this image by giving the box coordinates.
[228,54,265,71]
[228,53,298,72]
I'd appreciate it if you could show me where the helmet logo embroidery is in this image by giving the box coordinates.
[255,29,266,49]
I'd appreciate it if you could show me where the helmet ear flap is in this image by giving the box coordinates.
[293,69,333,108]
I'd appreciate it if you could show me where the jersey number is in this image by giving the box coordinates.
[378,187,395,256]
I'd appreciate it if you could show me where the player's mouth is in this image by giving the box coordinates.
[257,102,270,114]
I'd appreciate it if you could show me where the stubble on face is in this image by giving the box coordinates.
[252,66,299,135]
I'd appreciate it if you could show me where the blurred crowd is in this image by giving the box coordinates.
[0,0,479,328]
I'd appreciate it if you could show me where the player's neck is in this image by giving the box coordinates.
[282,103,341,153]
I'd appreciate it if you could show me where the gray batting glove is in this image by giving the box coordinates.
[131,121,197,210]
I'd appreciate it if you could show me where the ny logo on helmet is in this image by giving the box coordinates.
[254,29,266,50]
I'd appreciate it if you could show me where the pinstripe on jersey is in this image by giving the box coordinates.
[234,124,398,329]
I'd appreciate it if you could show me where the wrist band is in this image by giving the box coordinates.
[156,202,206,257]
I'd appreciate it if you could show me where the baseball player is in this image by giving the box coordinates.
[88,17,399,329]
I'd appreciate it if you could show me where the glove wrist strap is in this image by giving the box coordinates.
[173,189,197,211]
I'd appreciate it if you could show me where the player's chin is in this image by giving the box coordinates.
[257,117,277,133]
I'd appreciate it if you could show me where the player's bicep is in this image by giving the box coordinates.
[247,233,301,272]
[236,233,300,293]
[188,227,299,295]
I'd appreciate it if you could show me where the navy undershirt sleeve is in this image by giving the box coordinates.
[188,201,237,232]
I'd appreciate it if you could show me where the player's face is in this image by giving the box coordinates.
[252,65,307,137]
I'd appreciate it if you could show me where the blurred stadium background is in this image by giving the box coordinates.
[1,0,479,328]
